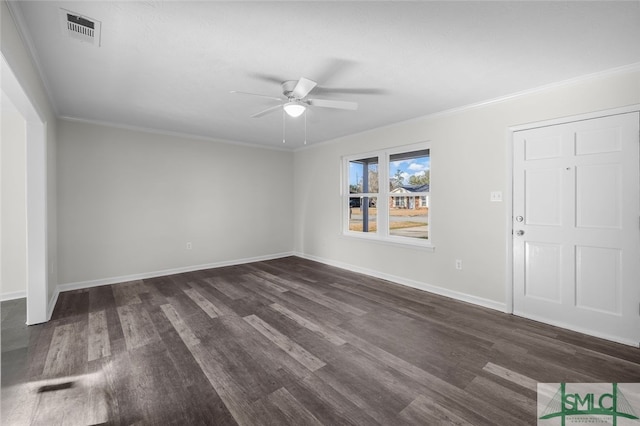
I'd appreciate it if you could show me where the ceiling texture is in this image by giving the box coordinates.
[9,1,640,149]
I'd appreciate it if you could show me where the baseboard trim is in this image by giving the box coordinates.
[0,290,27,302]
[295,252,507,313]
[57,252,295,293]
[513,310,639,348]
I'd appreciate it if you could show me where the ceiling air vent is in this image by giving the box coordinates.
[59,9,101,47]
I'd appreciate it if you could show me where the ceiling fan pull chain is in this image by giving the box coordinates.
[304,109,307,145]
[282,108,286,144]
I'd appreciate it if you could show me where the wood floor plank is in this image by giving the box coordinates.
[30,372,109,426]
[243,314,326,372]
[237,274,353,326]
[112,280,145,306]
[116,305,161,351]
[162,294,221,342]
[184,287,222,318]
[286,372,384,426]
[219,315,314,383]
[88,310,111,361]
[250,398,292,425]
[187,280,240,317]
[145,305,239,425]
[244,269,304,291]
[265,387,324,426]
[2,380,38,425]
[125,341,212,424]
[180,339,262,426]
[487,342,597,383]
[340,309,485,388]
[399,394,474,426]
[312,362,404,425]
[465,375,536,423]
[250,260,322,285]
[88,285,118,313]
[223,293,272,319]
[146,275,190,301]
[86,374,110,425]
[50,290,90,322]
[250,304,343,366]
[89,357,121,425]
[204,276,251,300]
[104,306,127,356]
[43,322,87,378]
[482,362,538,392]
[234,275,291,305]
[291,285,367,317]
[278,291,354,325]
[201,318,288,401]
[25,322,56,379]
[241,273,289,293]
[137,280,169,306]
[160,303,201,347]
[7,256,640,425]
[270,303,346,346]
[100,352,144,424]
[325,287,381,313]
[324,324,529,425]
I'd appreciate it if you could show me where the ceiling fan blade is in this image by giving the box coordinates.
[313,87,387,96]
[314,58,356,85]
[308,98,358,110]
[230,91,283,101]
[292,77,317,99]
[251,104,282,118]
[248,72,283,85]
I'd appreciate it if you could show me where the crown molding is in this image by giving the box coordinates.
[58,115,292,153]
[295,62,640,152]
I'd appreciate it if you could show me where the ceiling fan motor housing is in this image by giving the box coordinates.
[281,80,298,98]
[232,76,357,118]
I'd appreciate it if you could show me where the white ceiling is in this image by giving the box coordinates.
[11,1,640,149]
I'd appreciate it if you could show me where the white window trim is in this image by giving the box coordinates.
[341,142,433,249]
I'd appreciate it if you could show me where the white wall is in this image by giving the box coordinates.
[57,119,294,286]
[3,0,639,318]
[2,0,58,318]
[294,69,640,308]
[1,101,27,298]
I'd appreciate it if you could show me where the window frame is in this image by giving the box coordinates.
[341,142,433,249]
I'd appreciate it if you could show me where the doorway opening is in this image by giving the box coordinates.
[1,54,49,325]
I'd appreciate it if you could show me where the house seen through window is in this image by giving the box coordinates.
[345,144,430,246]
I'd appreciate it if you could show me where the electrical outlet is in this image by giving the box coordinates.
[455,259,463,270]
[490,191,503,202]
[186,242,192,250]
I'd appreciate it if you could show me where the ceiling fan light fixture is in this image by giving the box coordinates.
[283,101,306,118]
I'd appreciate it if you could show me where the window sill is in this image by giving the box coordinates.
[340,232,436,252]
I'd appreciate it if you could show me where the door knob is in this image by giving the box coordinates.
[516,230,525,236]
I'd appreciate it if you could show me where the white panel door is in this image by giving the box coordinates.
[513,112,640,346]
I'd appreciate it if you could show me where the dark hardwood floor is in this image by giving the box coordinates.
[2,256,639,425]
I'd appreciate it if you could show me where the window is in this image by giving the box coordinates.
[347,156,378,233]
[343,143,431,247]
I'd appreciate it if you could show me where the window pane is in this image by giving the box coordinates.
[389,149,429,190]
[349,157,379,194]
[389,195,428,239]
[349,197,377,233]
[389,149,430,240]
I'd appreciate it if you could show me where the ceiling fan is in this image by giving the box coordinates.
[231,77,359,119]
